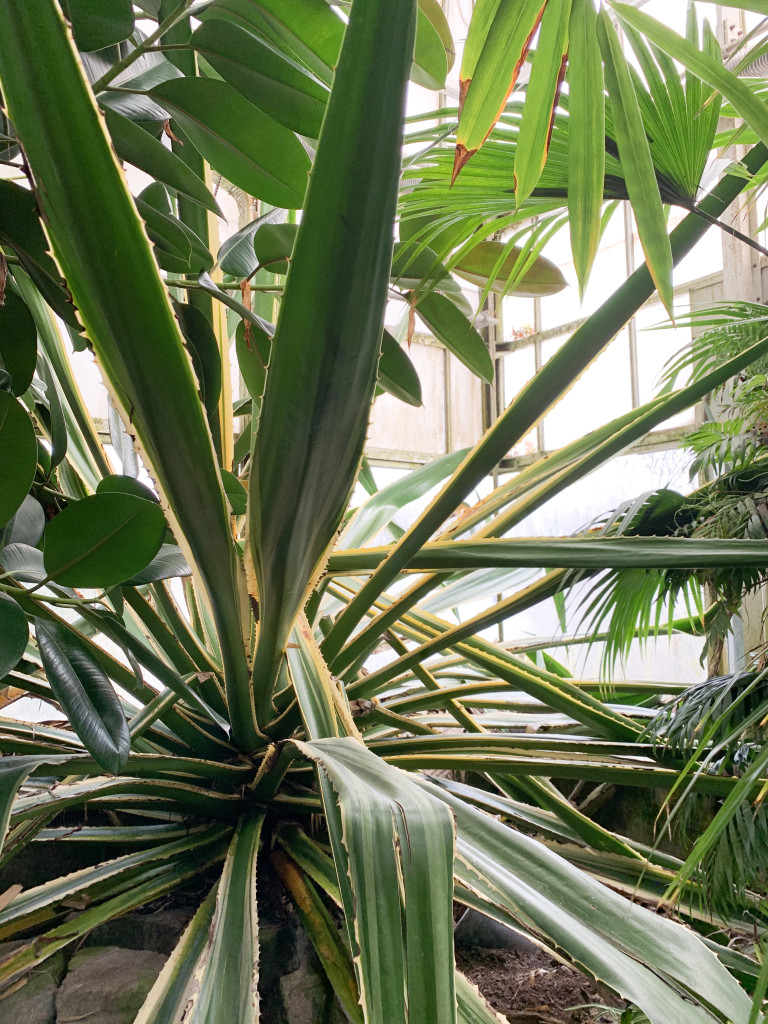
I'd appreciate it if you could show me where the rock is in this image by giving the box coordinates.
[55,946,166,1024]
[83,909,193,955]
[256,863,347,1024]
[0,945,66,1024]
[279,955,347,1024]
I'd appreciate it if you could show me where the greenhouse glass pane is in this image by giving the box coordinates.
[541,332,633,449]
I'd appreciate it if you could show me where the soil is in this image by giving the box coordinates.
[456,946,624,1024]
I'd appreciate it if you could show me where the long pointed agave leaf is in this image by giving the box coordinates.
[338,592,641,740]
[286,614,347,741]
[276,822,502,1024]
[0,755,74,855]
[0,844,228,992]
[340,448,468,550]
[419,779,753,1024]
[327,536,768,574]
[0,825,230,939]
[134,886,219,1024]
[469,323,768,542]
[248,0,418,721]
[0,0,256,750]
[297,738,457,1024]
[183,813,264,1024]
[15,272,111,484]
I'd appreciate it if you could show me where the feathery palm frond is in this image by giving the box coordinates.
[646,671,768,914]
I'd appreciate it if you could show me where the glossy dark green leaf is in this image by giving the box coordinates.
[0,290,36,395]
[44,493,167,588]
[192,20,328,138]
[411,7,448,90]
[97,474,159,503]
[96,53,184,122]
[0,391,37,529]
[253,222,297,275]
[221,469,247,516]
[0,495,45,548]
[413,292,494,383]
[150,78,310,209]
[0,594,27,681]
[219,210,286,280]
[63,0,134,51]
[379,331,422,407]
[135,193,213,274]
[199,0,345,86]
[0,180,79,329]
[248,0,418,716]
[218,219,262,279]
[103,108,223,217]
[174,302,222,417]
[198,272,275,337]
[0,542,45,584]
[122,544,191,586]
[419,0,455,73]
[235,321,270,420]
[35,620,130,773]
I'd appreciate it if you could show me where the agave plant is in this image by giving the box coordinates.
[1,1,768,1023]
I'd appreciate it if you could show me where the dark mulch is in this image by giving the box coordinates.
[456,946,624,1023]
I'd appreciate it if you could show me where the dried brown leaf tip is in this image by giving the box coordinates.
[458,77,471,115]
[451,143,475,186]
[163,119,183,144]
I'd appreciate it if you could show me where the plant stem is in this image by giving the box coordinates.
[92,0,197,93]
[145,44,194,53]
[163,277,283,293]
